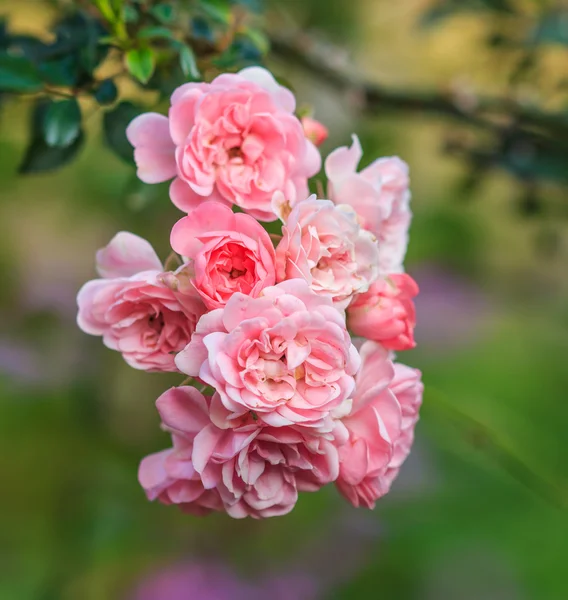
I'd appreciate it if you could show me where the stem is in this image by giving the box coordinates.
[164,251,182,272]
[270,33,568,139]
[44,87,75,99]
[427,385,567,510]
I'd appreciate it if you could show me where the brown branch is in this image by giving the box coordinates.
[269,32,568,140]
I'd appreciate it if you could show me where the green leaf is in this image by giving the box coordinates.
[125,48,155,84]
[19,100,84,173]
[123,5,139,23]
[51,13,109,77]
[179,45,201,80]
[137,26,175,40]
[150,4,175,23]
[0,52,42,92]
[231,0,263,13]
[103,101,143,163]
[43,98,81,148]
[146,61,186,96]
[38,55,79,87]
[199,0,231,23]
[530,11,568,46]
[243,27,270,55]
[419,0,515,29]
[94,78,117,105]
[191,16,214,41]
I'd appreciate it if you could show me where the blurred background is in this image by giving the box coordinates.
[1,0,567,598]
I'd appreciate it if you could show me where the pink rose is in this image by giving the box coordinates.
[274,198,379,309]
[169,202,276,310]
[325,134,411,274]
[211,426,339,519]
[175,279,360,430]
[126,67,321,222]
[301,116,328,147]
[347,273,418,351]
[383,362,423,489]
[335,342,401,508]
[335,342,423,508]
[77,232,205,372]
[140,386,340,519]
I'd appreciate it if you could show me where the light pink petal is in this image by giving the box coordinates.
[169,178,207,213]
[192,423,223,474]
[95,232,163,278]
[168,89,203,145]
[156,386,210,434]
[303,139,322,178]
[138,450,172,500]
[126,113,176,183]
[238,66,296,113]
[324,134,362,185]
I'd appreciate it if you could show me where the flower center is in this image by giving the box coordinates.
[148,313,165,333]
[230,267,246,279]
[227,146,243,160]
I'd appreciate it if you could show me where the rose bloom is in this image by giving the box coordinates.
[77,232,205,372]
[126,67,320,222]
[347,273,418,351]
[139,386,340,519]
[335,341,423,508]
[169,201,276,310]
[383,362,424,489]
[275,197,379,309]
[301,116,328,147]
[325,134,411,274]
[175,279,360,430]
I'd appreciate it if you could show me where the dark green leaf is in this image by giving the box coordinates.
[231,0,263,13]
[123,5,139,23]
[146,61,186,96]
[0,20,8,50]
[5,35,48,61]
[0,52,42,92]
[179,45,201,80]
[137,26,175,40]
[530,12,568,46]
[51,13,109,77]
[38,55,79,87]
[499,133,568,185]
[94,78,117,105]
[243,27,269,55]
[214,37,263,68]
[150,4,175,23]
[43,98,81,148]
[419,0,515,29]
[103,101,143,163]
[191,16,214,41]
[125,48,155,84]
[19,100,84,173]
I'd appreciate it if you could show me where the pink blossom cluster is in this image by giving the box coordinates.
[77,67,423,518]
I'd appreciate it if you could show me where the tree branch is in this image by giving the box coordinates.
[270,32,568,140]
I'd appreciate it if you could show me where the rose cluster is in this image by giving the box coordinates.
[77,67,423,519]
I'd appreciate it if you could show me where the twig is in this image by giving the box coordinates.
[427,385,567,510]
[269,33,568,139]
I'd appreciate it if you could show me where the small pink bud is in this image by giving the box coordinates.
[301,116,328,147]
